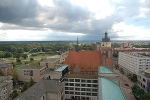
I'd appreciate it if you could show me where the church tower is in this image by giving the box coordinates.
[100,32,112,66]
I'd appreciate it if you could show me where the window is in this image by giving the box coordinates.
[87,93,91,96]
[81,88,85,91]
[81,79,86,82]
[92,93,97,96]
[143,78,146,82]
[87,80,91,83]
[87,84,91,87]
[75,83,80,86]
[75,88,80,91]
[75,79,80,82]
[81,84,86,87]
[65,91,69,94]
[75,92,80,95]
[81,92,85,95]
[70,83,74,86]
[70,79,74,82]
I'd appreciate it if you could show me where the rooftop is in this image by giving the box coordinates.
[14,79,65,100]
[124,52,150,58]
[99,66,113,73]
[101,78,126,100]
[41,58,60,63]
[18,65,45,70]
[98,66,126,100]
[0,63,12,67]
[55,65,68,71]
[64,50,101,72]
[65,74,97,79]
[0,76,12,81]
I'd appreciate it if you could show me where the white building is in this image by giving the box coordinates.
[137,69,150,92]
[118,52,150,75]
[64,74,98,100]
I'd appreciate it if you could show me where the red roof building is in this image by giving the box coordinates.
[64,50,101,74]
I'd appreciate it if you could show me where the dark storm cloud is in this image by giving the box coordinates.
[0,0,150,40]
[0,0,40,24]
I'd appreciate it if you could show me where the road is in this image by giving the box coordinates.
[113,69,136,100]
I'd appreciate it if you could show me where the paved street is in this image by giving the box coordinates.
[113,69,136,100]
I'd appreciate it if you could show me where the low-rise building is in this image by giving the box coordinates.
[17,65,45,82]
[137,69,150,92]
[118,52,150,75]
[0,76,13,100]
[0,63,13,76]
[14,79,65,100]
[44,64,69,81]
[40,58,60,69]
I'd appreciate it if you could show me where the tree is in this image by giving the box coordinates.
[131,74,137,82]
[113,52,118,58]
[10,90,19,99]
[115,64,119,69]
[22,54,28,59]
[29,78,35,87]
[140,92,150,100]
[132,85,145,99]
[16,58,21,63]
[30,58,34,61]
[0,69,4,76]
[21,82,28,92]
[12,71,18,86]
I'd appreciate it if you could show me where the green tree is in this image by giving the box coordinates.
[132,85,145,99]
[16,58,21,63]
[140,92,150,100]
[10,90,19,99]
[29,78,35,87]
[30,58,34,61]
[21,82,28,92]
[113,52,118,58]
[22,54,28,59]
[0,69,4,76]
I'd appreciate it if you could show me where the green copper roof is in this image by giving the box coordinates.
[99,66,113,73]
[101,78,126,100]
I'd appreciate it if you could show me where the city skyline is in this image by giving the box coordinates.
[0,0,150,41]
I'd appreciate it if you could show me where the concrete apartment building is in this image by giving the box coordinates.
[137,69,150,92]
[40,58,60,69]
[0,63,13,76]
[0,76,13,100]
[64,74,98,100]
[118,52,150,75]
[14,79,65,100]
[17,65,45,82]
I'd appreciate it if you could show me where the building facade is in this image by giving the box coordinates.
[118,52,150,75]
[64,74,98,100]
[0,76,13,100]
[0,63,13,76]
[17,65,45,82]
[137,69,150,92]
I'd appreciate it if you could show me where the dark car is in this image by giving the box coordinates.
[125,84,129,86]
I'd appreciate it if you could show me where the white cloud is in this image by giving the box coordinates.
[112,22,150,40]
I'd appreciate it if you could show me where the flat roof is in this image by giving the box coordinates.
[65,74,98,79]
[41,58,60,63]
[99,66,113,73]
[101,78,126,100]
[55,65,68,71]
[19,65,45,70]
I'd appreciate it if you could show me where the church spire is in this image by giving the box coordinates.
[76,36,78,52]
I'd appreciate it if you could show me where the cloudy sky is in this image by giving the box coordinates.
[0,0,150,41]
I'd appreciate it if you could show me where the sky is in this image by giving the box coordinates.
[0,0,150,41]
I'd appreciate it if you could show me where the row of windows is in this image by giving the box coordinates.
[65,79,98,83]
[65,87,97,92]
[65,91,97,96]
[65,83,98,87]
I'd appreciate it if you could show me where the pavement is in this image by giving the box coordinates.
[113,69,136,100]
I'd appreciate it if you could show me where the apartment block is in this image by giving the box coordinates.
[118,52,150,75]
[0,63,13,76]
[40,58,60,69]
[14,79,65,100]
[64,74,98,100]
[137,69,150,92]
[17,65,45,82]
[0,76,13,100]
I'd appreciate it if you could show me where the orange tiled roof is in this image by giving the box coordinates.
[64,50,101,72]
